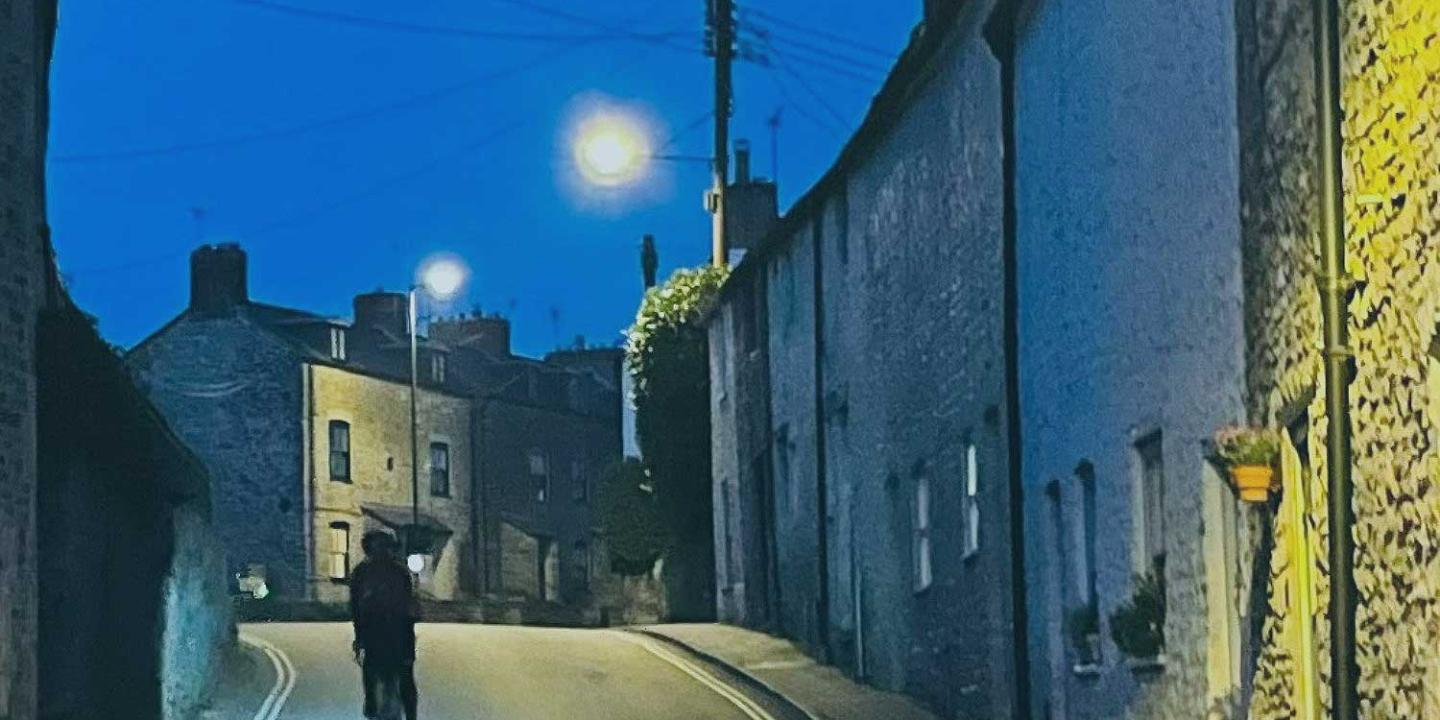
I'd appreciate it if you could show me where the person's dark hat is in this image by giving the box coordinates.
[361,529,399,554]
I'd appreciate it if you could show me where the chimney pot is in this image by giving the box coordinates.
[734,139,751,184]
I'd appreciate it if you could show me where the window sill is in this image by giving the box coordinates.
[1125,655,1167,675]
[1071,663,1102,678]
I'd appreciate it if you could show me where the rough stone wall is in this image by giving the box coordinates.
[127,314,308,596]
[161,502,232,720]
[709,305,743,621]
[0,1,53,717]
[309,364,473,601]
[1014,0,1250,718]
[1237,0,1440,717]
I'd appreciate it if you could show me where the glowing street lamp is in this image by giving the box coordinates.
[573,112,651,187]
[407,255,467,560]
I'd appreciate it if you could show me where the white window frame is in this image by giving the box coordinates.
[431,353,446,383]
[913,475,933,592]
[328,522,350,580]
[963,443,980,558]
[528,449,550,503]
[1135,431,1166,566]
[429,442,451,497]
[329,327,347,361]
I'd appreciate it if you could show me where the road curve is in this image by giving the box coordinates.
[237,622,789,720]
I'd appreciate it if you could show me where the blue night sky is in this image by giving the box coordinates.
[46,1,917,357]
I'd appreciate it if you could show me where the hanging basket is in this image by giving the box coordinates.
[1229,464,1274,503]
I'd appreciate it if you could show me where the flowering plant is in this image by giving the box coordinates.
[1212,426,1281,467]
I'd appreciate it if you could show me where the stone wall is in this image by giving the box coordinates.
[0,1,54,717]
[37,304,230,720]
[1237,0,1440,717]
[1014,0,1250,717]
[127,315,308,596]
[309,363,473,601]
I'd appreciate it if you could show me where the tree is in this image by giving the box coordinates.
[596,458,667,576]
[624,264,728,619]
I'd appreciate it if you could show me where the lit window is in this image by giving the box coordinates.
[329,522,351,580]
[528,449,549,503]
[429,442,450,497]
[963,443,980,558]
[329,327,347,361]
[914,475,933,592]
[329,421,351,482]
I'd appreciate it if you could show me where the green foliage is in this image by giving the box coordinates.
[1213,425,1281,466]
[625,265,728,540]
[1109,555,1167,659]
[596,458,667,576]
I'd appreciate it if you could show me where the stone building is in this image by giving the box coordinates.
[709,1,1022,717]
[1014,1,1253,719]
[3,5,230,718]
[127,246,476,601]
[1235,0,1440,717]
[128,244,625,613]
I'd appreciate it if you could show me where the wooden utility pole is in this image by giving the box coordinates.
[707,0,733,266]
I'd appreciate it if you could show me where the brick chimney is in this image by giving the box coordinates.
[353,291,409,338]
[429,315,511,356]
[189,243,248,316]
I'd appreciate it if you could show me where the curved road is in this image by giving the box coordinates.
[237,623,795,720]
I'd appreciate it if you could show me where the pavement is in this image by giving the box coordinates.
[214,622,808,720]
[636,624,939,720]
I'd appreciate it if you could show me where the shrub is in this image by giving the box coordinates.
[1109,555,1166,659]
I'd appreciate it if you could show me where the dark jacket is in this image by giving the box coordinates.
[350,557,418,665]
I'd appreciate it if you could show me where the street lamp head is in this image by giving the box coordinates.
[573,112,649,187]
[417,254,467,300]
[406,553,426,574]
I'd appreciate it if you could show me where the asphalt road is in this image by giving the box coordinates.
[234,623,798,720]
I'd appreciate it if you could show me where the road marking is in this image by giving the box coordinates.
[613,632,778,720]
[238,633,298,720]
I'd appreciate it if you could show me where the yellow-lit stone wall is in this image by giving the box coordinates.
[1238,0,1440,717]
[308,364,473,602]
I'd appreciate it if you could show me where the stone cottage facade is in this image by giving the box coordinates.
[1014,1,1253,718]
[1236,0,1440,717]
[709,1,1022,717]
[128,244,625,611]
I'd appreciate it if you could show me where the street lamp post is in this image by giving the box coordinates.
[406,256,467,572]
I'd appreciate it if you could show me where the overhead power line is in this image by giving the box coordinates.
[740,22,890,76]
[493,0,702,56]
[50,41,597,163]
[740,7,897,60]
[229,0,610,42]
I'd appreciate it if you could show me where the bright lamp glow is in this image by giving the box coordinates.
[418,255,466,299]
[573,112,649,186]
[406,553,426,574]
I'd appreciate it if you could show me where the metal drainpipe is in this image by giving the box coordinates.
[1310,0,1358,715]
[984,2,1033,717]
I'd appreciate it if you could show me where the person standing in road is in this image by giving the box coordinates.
[350,530,420,720]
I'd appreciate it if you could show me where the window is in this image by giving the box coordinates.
[328,522,351,580]
[572,458,588,502]
[528,449,550,503]
[329,327,347,361]
[775,425,794,512]
[575,541,591,585]
[328,421,351,482]
[431,353,446,383]
[913,475,933,592]
[1136,432,1166,565]
[429,442,450,497]
[963,443,980,558]
[1077,460,1098,606]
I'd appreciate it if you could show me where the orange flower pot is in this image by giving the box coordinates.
[1229,465,1274,503]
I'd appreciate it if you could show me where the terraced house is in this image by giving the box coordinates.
[128,243,625,614]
